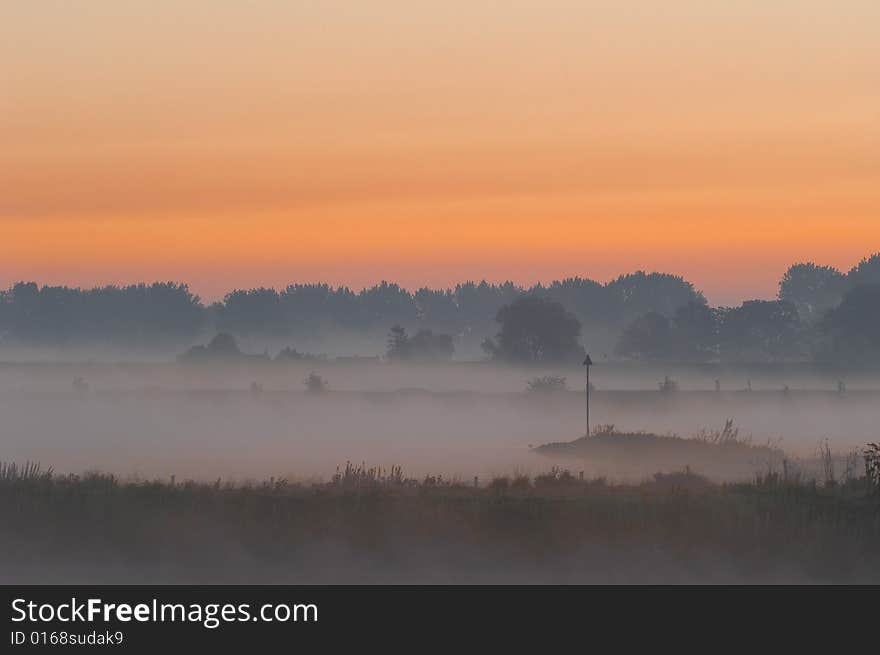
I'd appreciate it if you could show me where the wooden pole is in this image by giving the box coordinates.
[585,364,590,437]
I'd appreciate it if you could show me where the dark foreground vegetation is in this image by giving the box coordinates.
[2,460,879,584]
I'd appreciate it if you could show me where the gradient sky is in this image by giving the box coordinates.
[2,1,878,305]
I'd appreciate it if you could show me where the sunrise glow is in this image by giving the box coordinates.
[3,1,878,304]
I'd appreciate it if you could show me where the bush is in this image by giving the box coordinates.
[304,372,328,393]
[275,347,325,362]
[526,376,568,393]
[658,376,679,393]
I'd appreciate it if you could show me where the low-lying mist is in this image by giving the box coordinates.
[2,360,878,483]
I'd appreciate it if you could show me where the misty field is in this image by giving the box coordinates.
[3,360,880,583]
[3,360,880,482]
[1,456,879,584]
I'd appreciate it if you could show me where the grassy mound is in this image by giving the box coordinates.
[533,422,786,481]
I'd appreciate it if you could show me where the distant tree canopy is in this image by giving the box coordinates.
[616,300,803,363]
[718,300,802,362]
[823,285,880,361]
[0,272,703,350]
[778,253,880,325]
[209,274,704,344]
[671,301,719,361]
[615,312,673,361]
[3,252,879,364]
[615,302,718,361]
[779,263,846,323]
[530,272,704,330]
[847,254,880,288]
[0,281,205,346]
[483,295,584,363]
[386,325,454,361]
[603,271,706,325]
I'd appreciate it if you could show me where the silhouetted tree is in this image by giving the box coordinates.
[615,312,671,360]
[617,302,720,361]
[823,285,880,361]
[386,325,453,361]
[414,287,462,333]
[408,329,454,361]
[454,280,520,345]
[281,284,363,332]
[215,288,286,337]
[386,325,409,360]
[847,253,880,288]
[718,300,803,362]
[534,277,610,325]
[779,263,846,323]
[605,271,706,325]
[483,295,583,362]
[671,301,719,361]
[359,282,418,327]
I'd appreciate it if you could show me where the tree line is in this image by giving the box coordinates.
[1,253,878,363]
[615,254,880,363]
[0,273,700,350]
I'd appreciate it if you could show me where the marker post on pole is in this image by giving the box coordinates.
[583,354,593,437]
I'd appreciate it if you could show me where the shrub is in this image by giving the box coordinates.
[658,376,679,393]
[526,376,568,393]
[304,372,328,393]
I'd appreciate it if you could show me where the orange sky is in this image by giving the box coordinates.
[2,1,878,305]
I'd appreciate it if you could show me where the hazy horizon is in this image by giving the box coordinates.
[0,250,875,308]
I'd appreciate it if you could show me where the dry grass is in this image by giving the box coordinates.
[0,459,879,583]
[534,421,787,481]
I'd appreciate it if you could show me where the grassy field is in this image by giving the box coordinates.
[1,459,879,584]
